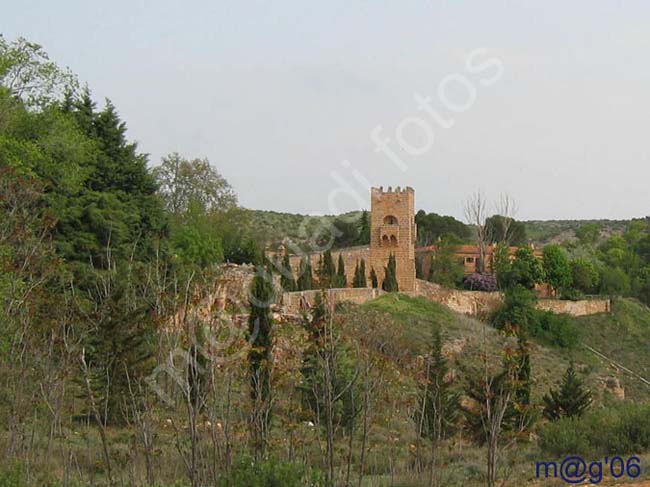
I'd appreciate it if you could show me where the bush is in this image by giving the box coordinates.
[530,311,579,349]
[216,457,324,487]
[599,266,631,296]
[0,464,25,487]
[463,273,497,292]
[539,403,650,457]
[491,286,579,349]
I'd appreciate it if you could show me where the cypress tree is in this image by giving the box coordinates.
[319,250,336,288]
[297,256,314,291]
[280,253,296,292]
[370,267,378,289]
[359,259,367,287]
[382,253,399,292]
[335,253,347,288]
[353,259,368,288]
[543,363,592,420]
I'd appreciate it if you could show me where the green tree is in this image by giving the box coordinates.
[491,285,538,334]
[571,259,600,294]
[154,152,237,216]
[415,210,471,246]
[297,256,314,291]
[428,234,464,288]
[334,254,347,288]
[318,250,336,288]
[486,215,527,246]
[599,266,631,296]
[500,247,545,290]
[382,253,399,292]
[416,328,460,466]
[370,267,378,289]
[332,215,360,249]
[359,210,370,245]
[247,266,275,457]
[0,35,78,107]
[543,363,592,421]
[542,245,573,295]
[280,253,297,292]
[352,259,367,288]
[575,223,601,245]
[84,274,158,425]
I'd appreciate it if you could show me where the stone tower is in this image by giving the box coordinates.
[369,186,416,292]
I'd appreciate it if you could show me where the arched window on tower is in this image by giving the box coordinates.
[381,235,389,246]
[383,215,398,225]
[390,235,398,246]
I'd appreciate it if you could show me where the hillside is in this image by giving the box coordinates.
[358,294,650,403]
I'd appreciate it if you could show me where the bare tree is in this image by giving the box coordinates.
[494,193,519,246]
[464,190,491,273]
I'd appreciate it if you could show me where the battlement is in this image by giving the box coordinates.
[371,186,415,196]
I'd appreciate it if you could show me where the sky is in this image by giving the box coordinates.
[4,1,650,221]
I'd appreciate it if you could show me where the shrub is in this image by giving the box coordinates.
[539,403,650,457]
[0,464,25,487]
[216,457,324,487]
[530,311,580,349]
[463,273,497,292]
[491,286,579,349]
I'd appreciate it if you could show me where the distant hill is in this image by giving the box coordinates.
[242,207,643,247]
[523,219,633,246]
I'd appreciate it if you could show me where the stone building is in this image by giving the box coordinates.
[277,186,417,291]
[369,186,417,292]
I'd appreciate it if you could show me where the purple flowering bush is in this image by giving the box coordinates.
[463,273,498,292]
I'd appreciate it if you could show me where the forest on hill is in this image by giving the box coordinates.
[3,35,650,487]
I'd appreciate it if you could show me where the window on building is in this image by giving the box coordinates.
[383,215,398,225]
[466,257,475,263]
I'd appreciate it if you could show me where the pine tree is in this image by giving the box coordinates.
[335,253,347,288]
[382,253,399,292]
[247,265,275,456]
[297,256,314,291]
[85,282,157,425]
[280,252,296,292]
[417,328,460,441]
[359,210,370,245]
[370,267,378,289]
[543,363,592,420]
[359,259,367,287]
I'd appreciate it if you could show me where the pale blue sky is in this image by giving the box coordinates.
[4,1,650,220]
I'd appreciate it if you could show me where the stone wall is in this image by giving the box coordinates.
[281,287,384,314]
[537,298,611,316]
[412,279,504,316]
[413,279,611,318]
